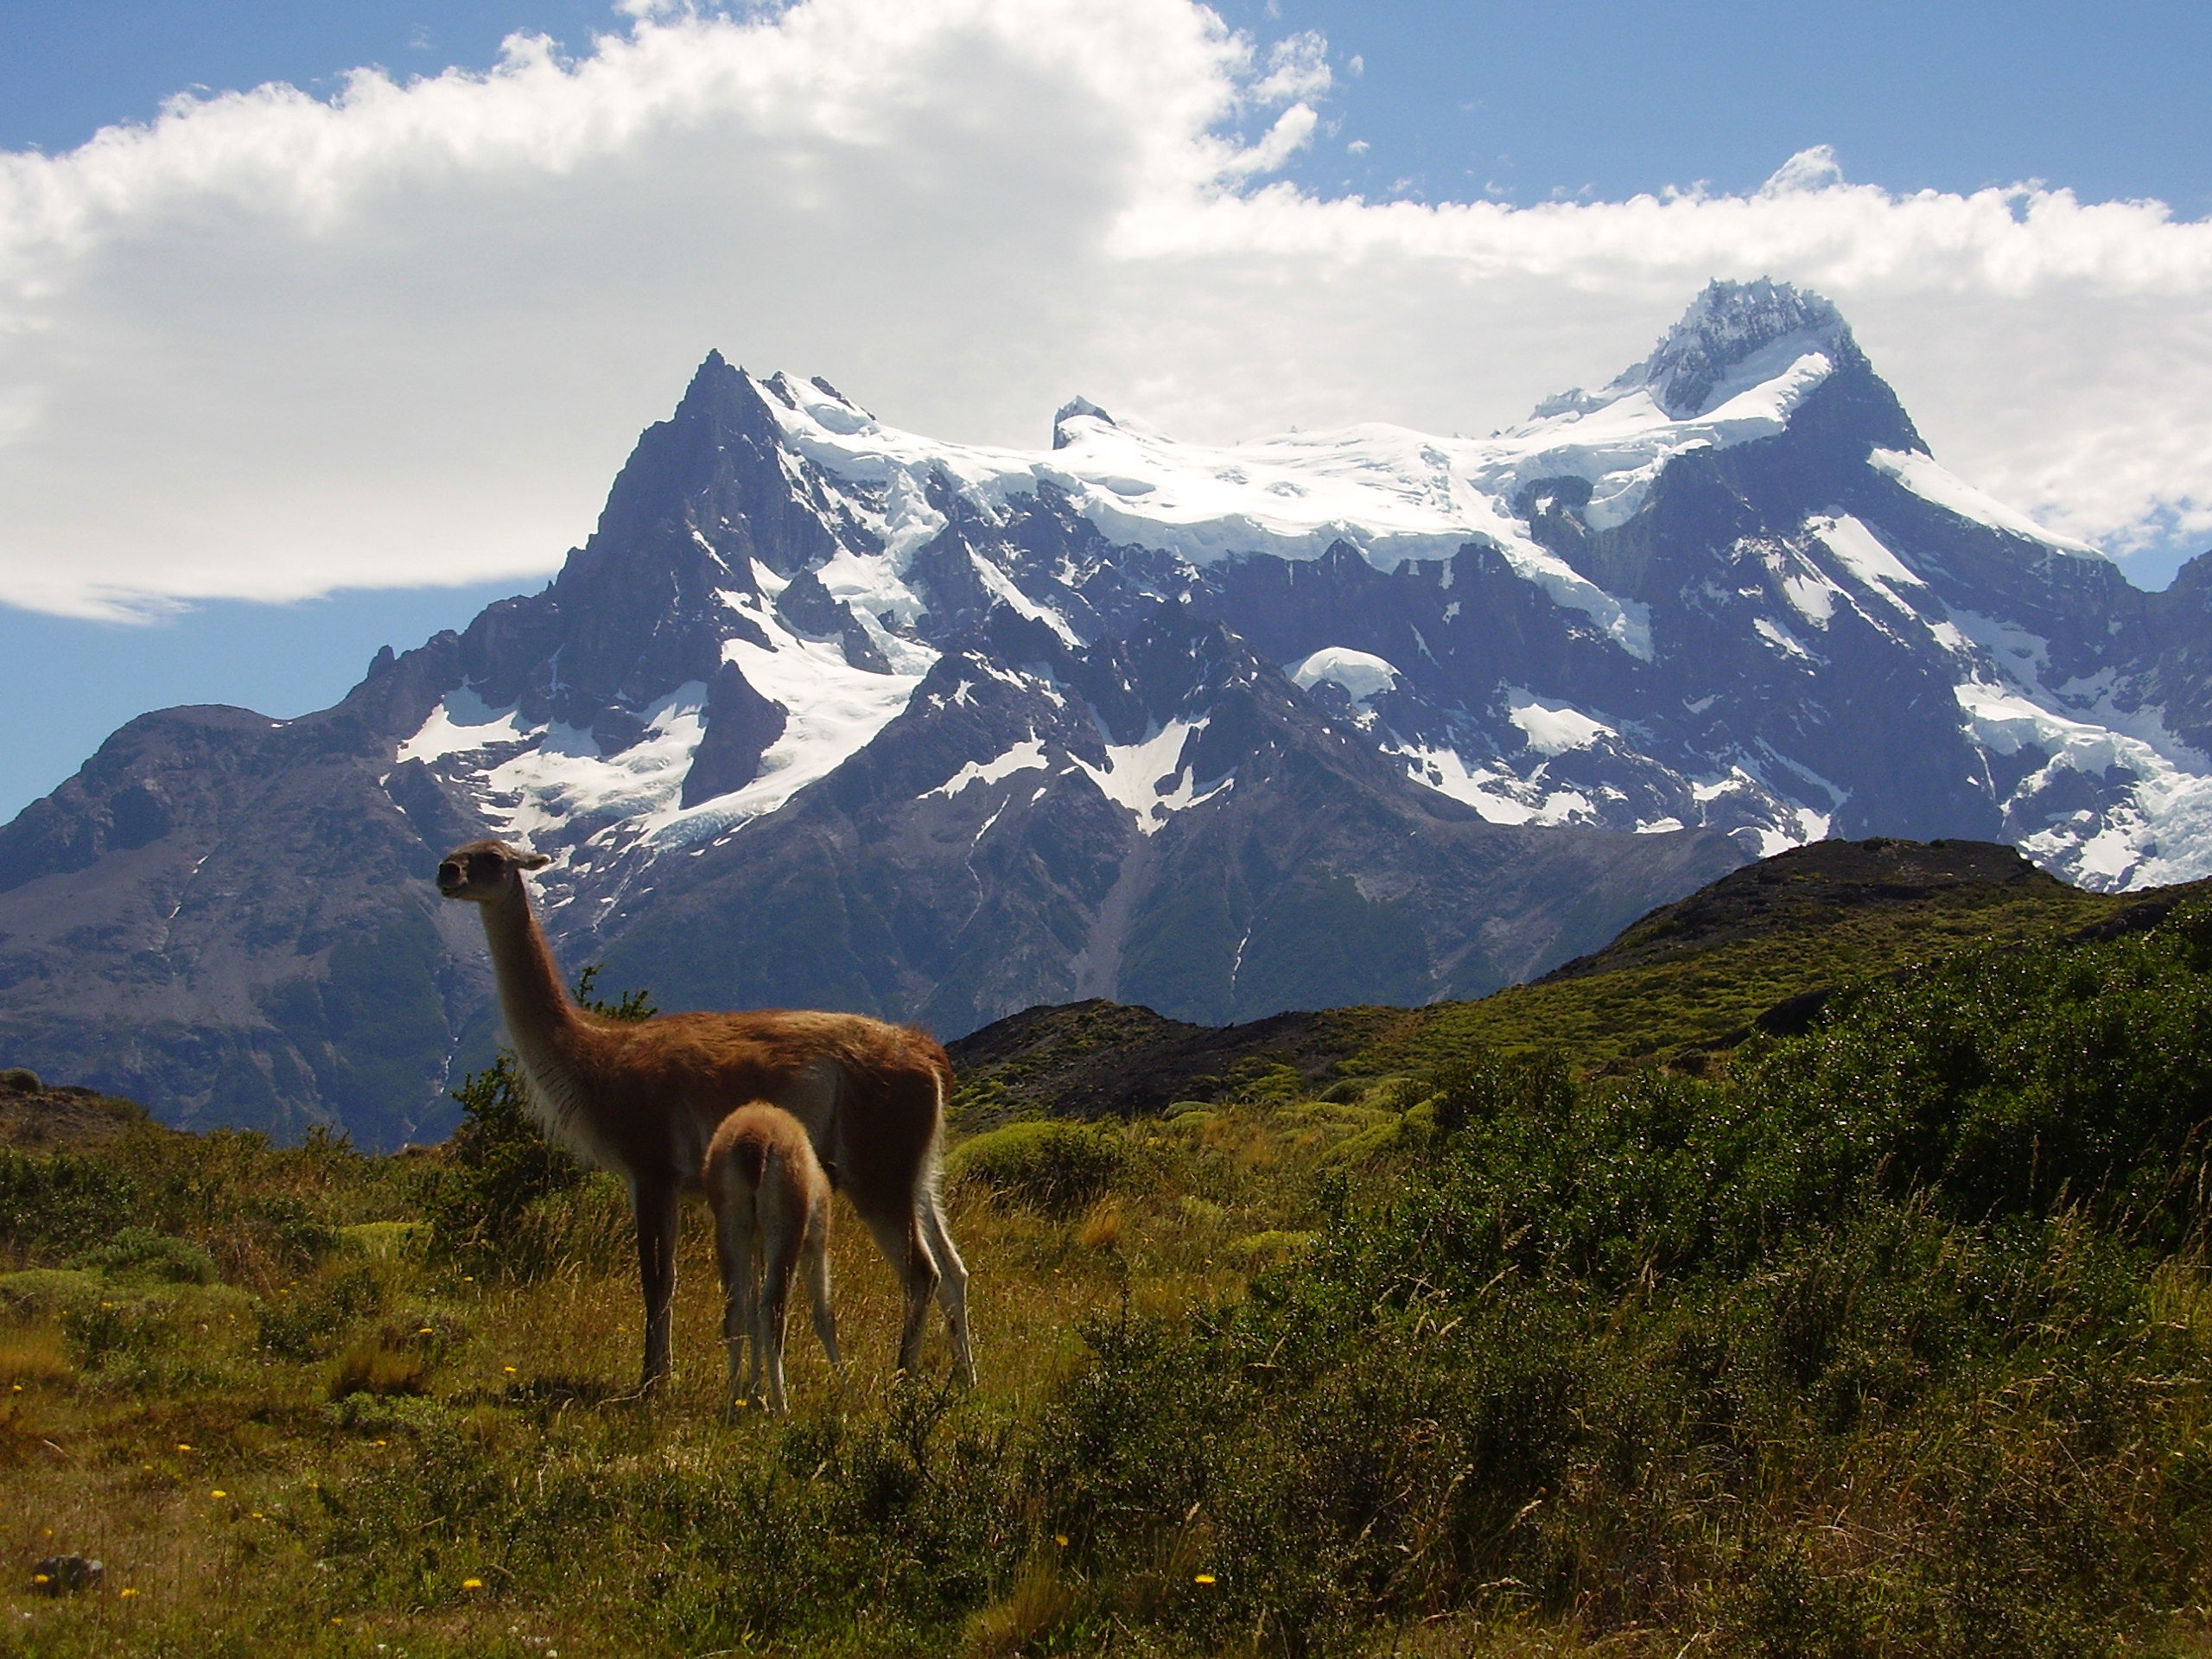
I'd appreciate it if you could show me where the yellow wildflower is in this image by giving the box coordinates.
[1194,1573,1217,1586]
[462,1578,485,1591]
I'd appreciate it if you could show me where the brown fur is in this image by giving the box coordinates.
[705,1103,838,1413]
[436,838,974,1391]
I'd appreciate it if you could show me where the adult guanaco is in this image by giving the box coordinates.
[435,838,974,1393]
[705,1102,839,1412]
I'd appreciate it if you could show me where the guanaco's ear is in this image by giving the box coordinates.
[518,850,552,871]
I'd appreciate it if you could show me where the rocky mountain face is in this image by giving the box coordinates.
[3,279,2207,1148]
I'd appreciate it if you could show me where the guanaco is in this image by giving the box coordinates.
[435,838,974,1393]
[705,1102,839,1412]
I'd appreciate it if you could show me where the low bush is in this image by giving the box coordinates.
[65,1225,217,1284]
[0,1147,138,1262]
[60,1291,181,1370]
[1018,900,2212,1656]
[254,1259,389,1362]
[427,968,652,1274]
[944,1119,1128,1216]
[0,1267,103,1313]
[329,1339,435,1401]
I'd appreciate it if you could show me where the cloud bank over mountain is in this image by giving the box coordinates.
[2,0,2207,620]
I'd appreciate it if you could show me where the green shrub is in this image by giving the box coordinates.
[425,1050,583,1261]
[1016,907,2212,1656]
[1742,908,2212,1243]
[1,1065,40,1093]
[0,1267,104,1313]
[428,968,652,1273]
[329,1340,435,1401]
[323,1390,452,1437]
[944,1119,1128,1216]
[0,1148,139,1262]
[255,1260,387,1362]
[336,1220,429,1261]
[61,1292,180,1369]
[66,1225,217,1285]
[25,1122,364,1281]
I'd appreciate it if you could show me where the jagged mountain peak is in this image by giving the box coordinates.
[672,347,748,415]
[1053,396,1116,449]
[1626,277,1853,419]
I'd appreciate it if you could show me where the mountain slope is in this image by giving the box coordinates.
[3,280,2209,1147]
[946,837,2212,1118]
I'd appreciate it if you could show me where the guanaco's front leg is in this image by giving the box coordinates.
[632,1173,681,1395]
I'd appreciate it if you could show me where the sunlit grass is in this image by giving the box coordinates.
[0,1093,1375,1657]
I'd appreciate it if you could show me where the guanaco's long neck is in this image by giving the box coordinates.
[480,883,587,1082]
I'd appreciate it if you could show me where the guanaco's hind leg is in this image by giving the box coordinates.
[757,1232,801,1413]
[861,1206,939,1377]
[803,1224,841,1371]
[712,1187,760,1410]
[918,1195,975,1388]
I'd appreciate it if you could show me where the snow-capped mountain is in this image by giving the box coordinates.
[3,279,2207,1147]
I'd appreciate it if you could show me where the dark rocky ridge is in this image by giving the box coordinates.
[947,836,2212,1117]
[1536,837,2069,984]
[0,1077,154,1153]
[944,1000,1409,1124]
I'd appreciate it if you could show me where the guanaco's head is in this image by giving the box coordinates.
[435,839,551,904]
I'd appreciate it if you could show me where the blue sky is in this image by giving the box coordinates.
[1241,1,2212,213]
[10,3,2209,208]
[1,0,2207,823]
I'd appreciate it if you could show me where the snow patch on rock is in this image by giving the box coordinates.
[1507,691,1614,756]
[397,685,537,765]
[487,688,705,845]
[1074,717,1230,835]
[1872,448,2106,558]
[1288,646,1399,703]
[925,738,1050,800]
[1810,514,1923,610]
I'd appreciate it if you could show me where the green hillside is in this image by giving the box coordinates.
[1363,836,2206,1073]
[950,837,2212,1109]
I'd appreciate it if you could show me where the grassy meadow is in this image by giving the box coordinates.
[0,1061,1364,1657]
[5,886,2212,1656]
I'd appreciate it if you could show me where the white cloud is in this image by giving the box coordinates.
[1249,31,1331,103]
[1,0,2208,620]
